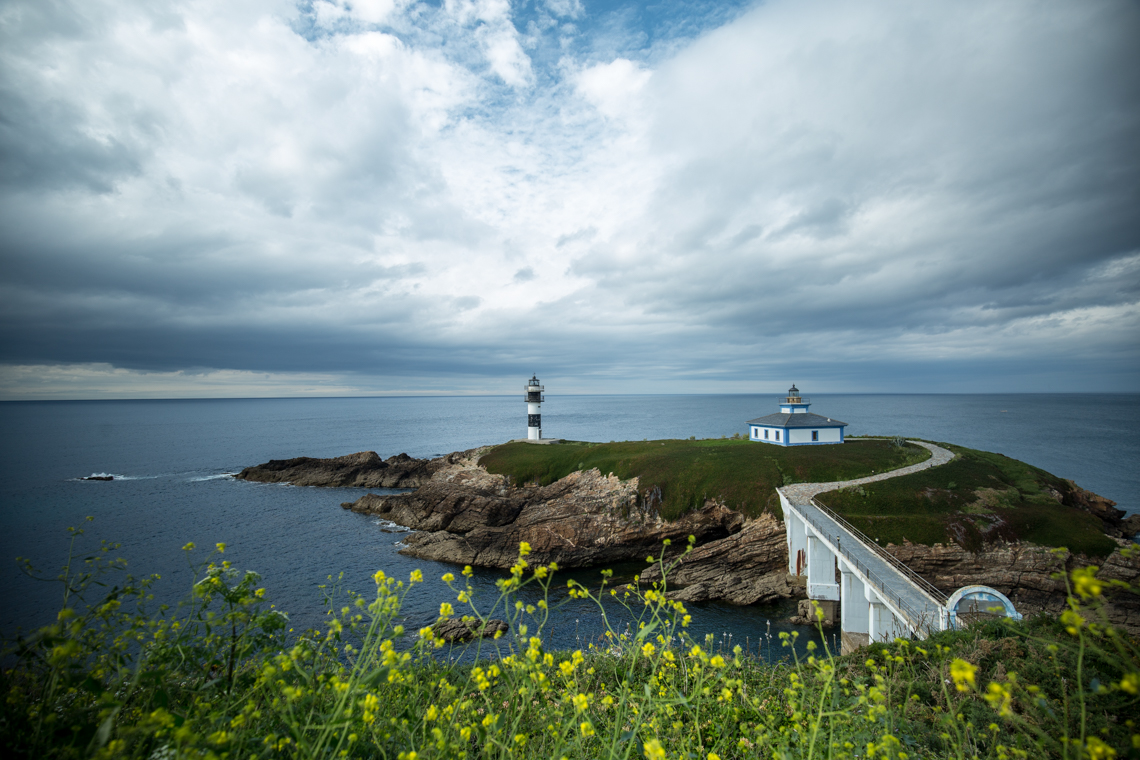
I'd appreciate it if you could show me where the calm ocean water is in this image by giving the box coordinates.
[1,394,1136,659]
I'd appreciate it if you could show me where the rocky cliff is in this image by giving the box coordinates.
[340,449,744,569]
[235,450,462,488]
[638,513,798,605]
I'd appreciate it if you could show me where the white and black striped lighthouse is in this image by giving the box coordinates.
[525,374,544,440]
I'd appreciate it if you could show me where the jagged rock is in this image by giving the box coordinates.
[1119,514,1140,538]
[433,617,509,642]
[638,513,798,605]
[885,539,1140,636]
[342,454,744,569]
[234,449,481,488]
[83,475,113,481]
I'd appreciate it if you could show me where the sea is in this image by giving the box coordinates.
[1,394,1137,661]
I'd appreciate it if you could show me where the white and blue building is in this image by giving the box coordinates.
[747,384,847,446]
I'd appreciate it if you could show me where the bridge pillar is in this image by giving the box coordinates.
[840,570,870,653]
[864,585,907,642]
[787,511,808,576]
[806,534,839,601]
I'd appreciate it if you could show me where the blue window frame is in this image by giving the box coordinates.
[812,430,818,441]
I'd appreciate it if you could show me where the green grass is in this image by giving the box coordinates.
[816,443,1118,558]
[479,438,929,521]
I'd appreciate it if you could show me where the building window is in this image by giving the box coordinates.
[764,429,769,440]
[775,431,780,441]
[812,430,819,441]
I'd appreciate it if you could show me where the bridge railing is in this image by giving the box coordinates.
[793,498,946,635]
[810,496,949,604]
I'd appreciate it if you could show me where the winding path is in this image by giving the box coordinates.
[778,440,956,635]
[781,440,955,504]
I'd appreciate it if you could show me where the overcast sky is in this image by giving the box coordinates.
[0,0,1137,399]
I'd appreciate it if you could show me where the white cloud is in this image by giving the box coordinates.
[575,58,650,120]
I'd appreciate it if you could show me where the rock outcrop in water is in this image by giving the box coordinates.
[234,450,462,488]
[340,449,745,569]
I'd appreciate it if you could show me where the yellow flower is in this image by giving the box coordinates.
[1061,608,1086,636]
[643,738,666,760]
[442,573,455,582]
[710,655,726,668]
[580,721,595,737]
[514,733,527,746]
[642,642,656,658]
[518,541,531,557]
[182,542,195,551]
[373,570,386,584]
[1072,566,1104,599]
[950,659,977,692]
[439,602,454,618]
[1120,672,1139,695]
[572,693,588,711]
[708,755,721,760]
[410,569,423,583]
[984,681,1013,717]
[1085,737,1116,760]
[215,542,226,554]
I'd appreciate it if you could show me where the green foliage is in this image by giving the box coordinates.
[817,443,1118,557]
[5,532,1139,759]
[479,439,929,521]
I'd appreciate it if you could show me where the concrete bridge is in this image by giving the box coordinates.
[778,441,1021,653]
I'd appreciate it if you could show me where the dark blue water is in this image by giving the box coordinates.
[1,394,1136,659]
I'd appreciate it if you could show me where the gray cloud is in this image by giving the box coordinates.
[0,0,1137,397]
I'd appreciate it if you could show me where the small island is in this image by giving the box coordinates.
[236,435,1140,635]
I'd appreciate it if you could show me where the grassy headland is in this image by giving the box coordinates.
[816,442,1118,558]
[479,438,930,521]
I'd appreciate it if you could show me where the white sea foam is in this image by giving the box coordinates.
[371,519,409,532]
[187,473,235,482]
[76,472,156,481]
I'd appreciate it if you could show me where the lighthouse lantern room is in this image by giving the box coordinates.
[525,375,544,440]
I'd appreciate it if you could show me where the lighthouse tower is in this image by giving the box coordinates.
[525,375,544,440]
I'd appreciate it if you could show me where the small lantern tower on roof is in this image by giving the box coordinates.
[780,384,811,414]
[525,375,544,440]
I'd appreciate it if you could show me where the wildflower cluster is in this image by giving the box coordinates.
[3,528,1139,759]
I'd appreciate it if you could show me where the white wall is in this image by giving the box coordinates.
[788,427,842,444]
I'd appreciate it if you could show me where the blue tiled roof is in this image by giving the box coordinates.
[746,412,847,428]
